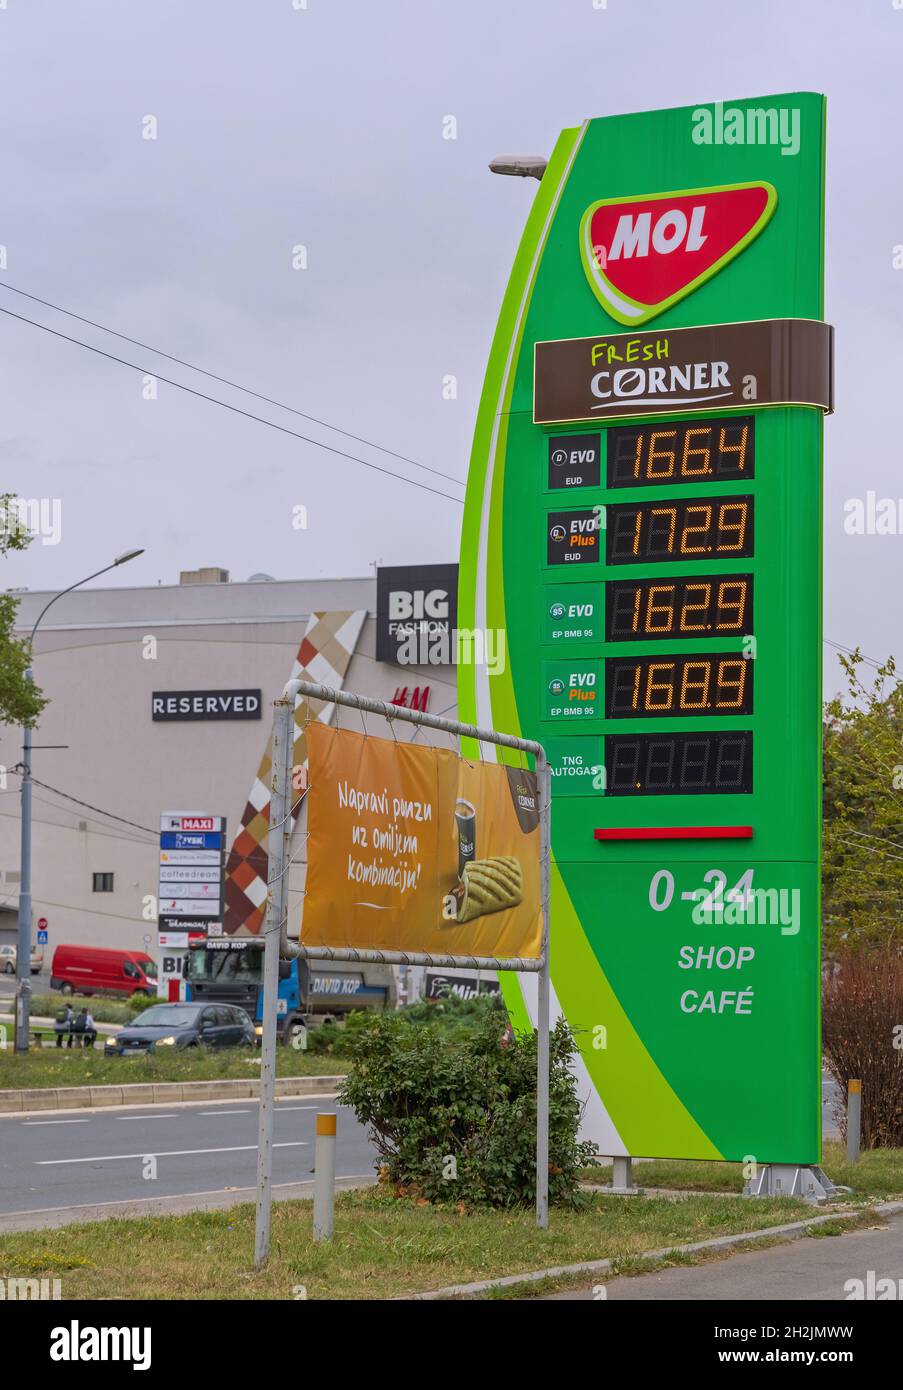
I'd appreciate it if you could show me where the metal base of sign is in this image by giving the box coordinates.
[603,1155,644,1196]
[743,1164,842,1204]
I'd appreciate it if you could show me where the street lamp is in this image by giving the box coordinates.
[14,547,144,1052]
[488,155,548,181]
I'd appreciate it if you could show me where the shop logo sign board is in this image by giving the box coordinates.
[158,811,225,938]
[376,563,458,665]
[579,182,776,326]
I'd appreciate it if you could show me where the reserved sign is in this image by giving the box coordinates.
[152,689,262,721]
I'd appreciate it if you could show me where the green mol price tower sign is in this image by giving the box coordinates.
[459,94,832,1163]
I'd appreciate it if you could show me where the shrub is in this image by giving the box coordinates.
[305,995,499,1056]
[394,991,501,1041]
[339,1007,596,1208]
[822,946,903,1148]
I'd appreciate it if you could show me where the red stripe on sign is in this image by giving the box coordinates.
[594,826,753,842]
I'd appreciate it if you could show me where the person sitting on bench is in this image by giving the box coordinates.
[71,1007,97,1049]
[54,1004,75,1048]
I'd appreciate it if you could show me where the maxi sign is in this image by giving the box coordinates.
[158,813,226,967]
[459,94,831,1163]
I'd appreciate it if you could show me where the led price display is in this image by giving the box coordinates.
[606,574,753,641]
[605,731,753,796]
[607,416,754,488]
[606,495,753,565]
[606,653,753,718]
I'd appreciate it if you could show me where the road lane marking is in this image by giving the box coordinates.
[115,1114,179,1121]
[199,1110,251,1116]
[22,1119,91,1126]
[36,1142,309,1165]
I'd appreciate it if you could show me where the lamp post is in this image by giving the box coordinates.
[14,548,144,1052]
[488,155,547,180]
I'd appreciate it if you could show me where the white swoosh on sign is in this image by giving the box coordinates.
[592,391,733,411]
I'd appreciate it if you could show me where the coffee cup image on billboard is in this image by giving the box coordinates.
[455,798,477,877]
[446,797,524,926]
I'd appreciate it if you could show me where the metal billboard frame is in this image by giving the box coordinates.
[254,678,552,1265]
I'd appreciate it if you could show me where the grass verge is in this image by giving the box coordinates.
[580,1143,903,1199]
[0,1188,822,1301]
[0,1046,348,1091]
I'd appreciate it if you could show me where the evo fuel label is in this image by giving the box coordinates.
[459,94,830,1163]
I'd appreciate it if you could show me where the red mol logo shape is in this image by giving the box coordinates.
[579,182,776,327]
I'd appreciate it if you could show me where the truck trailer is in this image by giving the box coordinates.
[185,939,395,1043]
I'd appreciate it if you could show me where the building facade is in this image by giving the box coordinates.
[1,569,458,1000]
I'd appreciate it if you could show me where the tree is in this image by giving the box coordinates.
[0,494,46,727]
[823,650,903,952]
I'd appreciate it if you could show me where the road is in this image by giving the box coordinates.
[538,1207,903,1299]
[0,1096,377,1228]
[0,967,51,994]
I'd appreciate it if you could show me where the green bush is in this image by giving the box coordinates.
[30,993,140,1026]
[394,991,502,1041]
[305,995,499,1057]
[339,1008,595,1209]
[306,1012,370,1056]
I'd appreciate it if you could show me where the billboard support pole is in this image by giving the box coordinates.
[535,749,551,1230]
[252,677,552,1264]
[254,694,294,1267]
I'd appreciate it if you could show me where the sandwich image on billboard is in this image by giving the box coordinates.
[302,723,541,958]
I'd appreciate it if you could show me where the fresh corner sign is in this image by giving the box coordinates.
[458,94,830,1164]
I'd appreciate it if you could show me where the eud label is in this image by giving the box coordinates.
[548,433,601,489]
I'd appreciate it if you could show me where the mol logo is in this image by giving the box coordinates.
[579,182,777,327]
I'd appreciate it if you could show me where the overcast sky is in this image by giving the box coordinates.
[1,0,901,695]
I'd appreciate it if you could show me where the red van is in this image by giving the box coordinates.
[50,945,158,998]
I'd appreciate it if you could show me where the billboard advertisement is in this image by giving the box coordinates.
[302,723,541,958]
[458,94,829,1163]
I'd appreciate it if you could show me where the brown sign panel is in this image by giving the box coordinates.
[533,318,833,426]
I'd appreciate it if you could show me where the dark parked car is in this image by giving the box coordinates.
[104,1002,256,1056]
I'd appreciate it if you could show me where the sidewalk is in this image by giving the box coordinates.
[536,1204,903,1301]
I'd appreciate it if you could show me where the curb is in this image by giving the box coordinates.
[404,1199,903,1300]
[0,1074,347,1114]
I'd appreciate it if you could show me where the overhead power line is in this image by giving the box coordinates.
[0,300,464,505]
[0,280,465,489]
[8,769,157,836]
[824,638,893,673]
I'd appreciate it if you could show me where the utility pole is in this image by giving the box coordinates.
[14,549,144,1052]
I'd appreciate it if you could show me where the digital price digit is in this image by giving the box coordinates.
[606,654,753,718]
[606,574,753,641]
[605,732,753,796]
[607,416,754,488]
[606,496,754,565]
